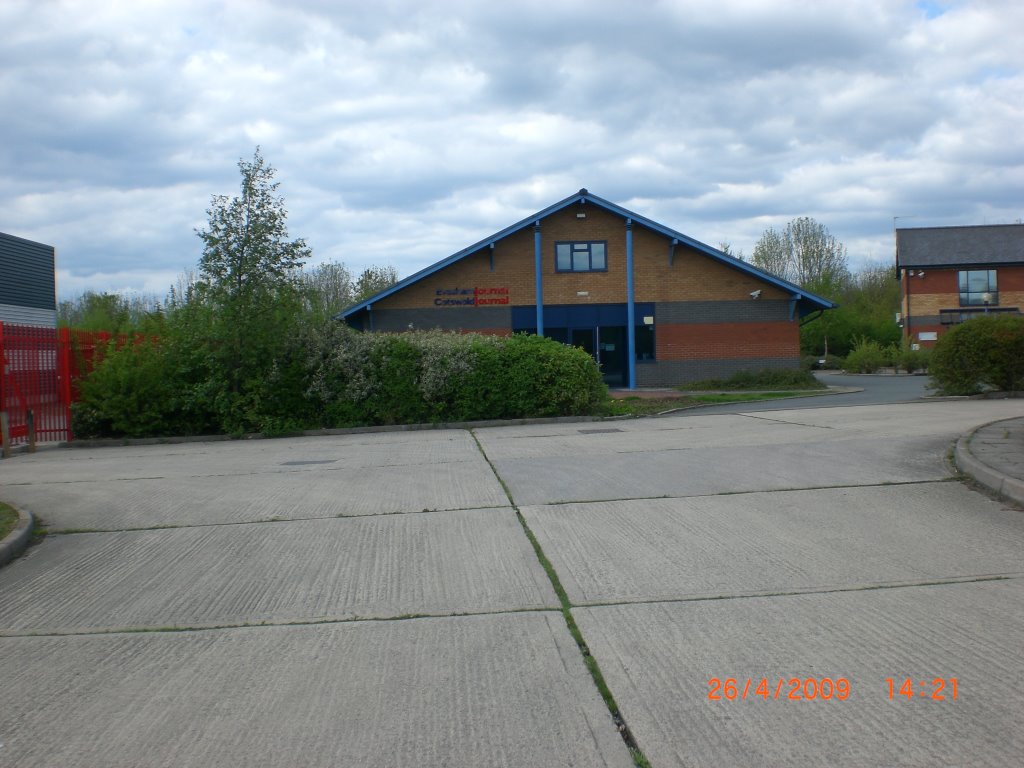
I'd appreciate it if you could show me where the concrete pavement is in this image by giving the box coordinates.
[2,399,1024,766]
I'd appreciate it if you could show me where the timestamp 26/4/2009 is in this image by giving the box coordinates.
[706,677,959,702]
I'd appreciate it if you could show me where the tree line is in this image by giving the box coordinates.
[70,149,399,435]
[68,146,901,437]
[738,217,901,359]
[72,149,604,437]
[59,262,397,334]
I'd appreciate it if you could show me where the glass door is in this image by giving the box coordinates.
[571,327,595,357]
[597,326,626,386]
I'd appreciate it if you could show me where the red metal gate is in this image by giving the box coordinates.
[0,323,75,444]
[1,322,129,445]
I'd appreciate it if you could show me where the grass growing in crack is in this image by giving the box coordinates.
[514,509,650,766]
[468,430,651,765]
[468,430,652,767]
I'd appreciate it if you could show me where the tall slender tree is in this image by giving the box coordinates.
[194,148,311,400]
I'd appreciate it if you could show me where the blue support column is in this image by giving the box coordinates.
[626,219,636,389]
[534,222,544,335]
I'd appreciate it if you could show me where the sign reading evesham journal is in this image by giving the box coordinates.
[435,287,509,306]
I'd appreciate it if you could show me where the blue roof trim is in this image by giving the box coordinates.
[339,190,836,318]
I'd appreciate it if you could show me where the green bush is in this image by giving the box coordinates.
[73,340,215,438]
[685,368,820,391]
[842,338,891,373]
[892,342,931,374]
[309,329,605,426]
[74,324,606,437]
[929,315,1024,394]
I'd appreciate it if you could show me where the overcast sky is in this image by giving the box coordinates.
[2,0,1021,300]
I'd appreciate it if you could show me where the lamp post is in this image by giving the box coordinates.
[982,292,992,314]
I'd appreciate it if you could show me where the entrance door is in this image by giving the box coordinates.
[567,322,628,387]
[571,328,595,357]
[597,326,626,387]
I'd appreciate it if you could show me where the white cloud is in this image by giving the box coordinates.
[0,0,1021,298]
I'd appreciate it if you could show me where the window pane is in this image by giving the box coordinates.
[967,271,989,293]
[959,271,969,291]
[634,325,655,360]
[591,243,606,270]
[988,270,997,291]
[556,244,571,271]
[573,248,589,271]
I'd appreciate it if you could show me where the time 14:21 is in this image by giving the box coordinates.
[886,678,958,701]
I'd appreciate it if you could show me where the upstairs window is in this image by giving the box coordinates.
[958,270,998,306]
[555,241,607,273]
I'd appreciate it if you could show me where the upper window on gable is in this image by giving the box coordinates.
[555,241,607,273]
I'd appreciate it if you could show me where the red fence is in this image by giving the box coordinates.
[0,322,116,445]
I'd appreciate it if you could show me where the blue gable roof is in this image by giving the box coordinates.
[339,189,836,320]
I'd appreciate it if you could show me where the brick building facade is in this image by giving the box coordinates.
[342,190,835,387]
[896,224,1024,347]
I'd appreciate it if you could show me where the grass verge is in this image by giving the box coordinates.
[0,502,18,540]
[600,388,825,416]
[599,397,700,416]
[689,391,821,404]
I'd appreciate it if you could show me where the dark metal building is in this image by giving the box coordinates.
[0,232,57,328]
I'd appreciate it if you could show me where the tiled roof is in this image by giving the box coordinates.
[896,223,1024,268]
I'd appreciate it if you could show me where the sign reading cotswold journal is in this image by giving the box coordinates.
[435,287,510,306]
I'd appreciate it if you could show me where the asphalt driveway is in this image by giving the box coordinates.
[2,397,1023,767]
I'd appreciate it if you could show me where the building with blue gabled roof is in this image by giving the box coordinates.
[341,190,834,388]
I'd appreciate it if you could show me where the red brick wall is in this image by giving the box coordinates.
[657,322,798,361]
[902,265,1024,345]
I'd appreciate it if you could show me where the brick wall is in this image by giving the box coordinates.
[903,266,1024,314]
[374,205,794,309]
[902,265,1024,345]
[656,321,798,361]
[360,202,808,378]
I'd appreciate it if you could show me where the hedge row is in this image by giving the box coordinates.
[73,327,607,438]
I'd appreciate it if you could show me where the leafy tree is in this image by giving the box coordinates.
[355,265,399,303]
[59,291,163,333]
[750,228,790,280]
[717,241,745,261]
[196,147,309,295]
[302,261,356,322]
[800,263,901,357]
[193,148,311,410]
[752,217,850,298]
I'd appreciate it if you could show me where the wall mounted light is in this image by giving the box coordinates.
[917,271,925,277]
